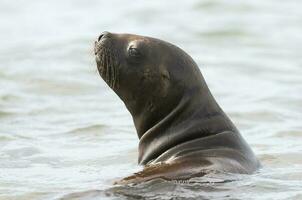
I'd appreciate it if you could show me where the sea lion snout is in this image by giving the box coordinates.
[94,31,111,55]
[97,31,111,42]
[94,32,120,89]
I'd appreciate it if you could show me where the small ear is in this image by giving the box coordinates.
[161,69,170,80]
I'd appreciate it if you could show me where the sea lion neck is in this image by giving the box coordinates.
[135,85,238,165]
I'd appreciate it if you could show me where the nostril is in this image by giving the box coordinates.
[97,34,104,42]
[97,31,110,42]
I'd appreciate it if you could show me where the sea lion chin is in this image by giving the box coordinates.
[94,31,260,184]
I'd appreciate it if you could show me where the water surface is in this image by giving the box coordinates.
[0,0,302,199]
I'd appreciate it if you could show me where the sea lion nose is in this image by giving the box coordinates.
[97,31,110,42]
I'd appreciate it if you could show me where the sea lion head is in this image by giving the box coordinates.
[95,32,204,135]
[94,32,235,164]
[95,32,203,131]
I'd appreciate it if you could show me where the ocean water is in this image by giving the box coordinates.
[0,0,301,199]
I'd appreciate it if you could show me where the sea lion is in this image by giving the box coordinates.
[94,32,260,184]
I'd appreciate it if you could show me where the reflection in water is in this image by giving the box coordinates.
[60,174,239,200]
[0,0,302,199]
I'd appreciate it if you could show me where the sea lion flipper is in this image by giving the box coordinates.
[114,160,209,185]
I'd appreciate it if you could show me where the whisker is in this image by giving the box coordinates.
[96,46,119,89]
[105,49,110,83]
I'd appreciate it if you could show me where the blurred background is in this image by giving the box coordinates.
[0,0,301,199]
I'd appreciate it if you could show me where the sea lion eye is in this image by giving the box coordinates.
[128,47,141,58]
